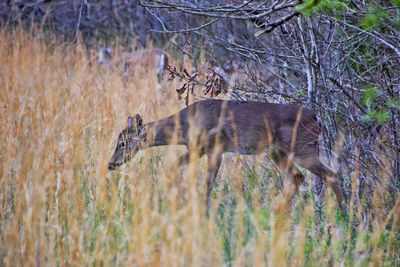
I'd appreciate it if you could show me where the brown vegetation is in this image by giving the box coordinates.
[1,28,399,266]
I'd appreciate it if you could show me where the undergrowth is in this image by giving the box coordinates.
[0,28,399,266]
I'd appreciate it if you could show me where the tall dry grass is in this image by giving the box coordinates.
[0,28,399,266]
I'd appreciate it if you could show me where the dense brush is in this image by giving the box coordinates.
[0,29,399,266]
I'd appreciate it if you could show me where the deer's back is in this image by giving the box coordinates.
[175,99,320,154]
[122,48,167,69]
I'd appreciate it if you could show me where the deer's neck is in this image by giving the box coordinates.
[143,118,184,147]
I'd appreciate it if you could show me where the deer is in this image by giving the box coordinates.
[108,99,345,211]
[97,47,169,82]
[209,59,283,101]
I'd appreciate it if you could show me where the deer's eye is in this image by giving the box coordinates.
[119,142,126,149]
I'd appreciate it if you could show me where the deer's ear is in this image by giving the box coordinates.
[127,115,142,129]
[135,114,143,128]
[127,116,134,128]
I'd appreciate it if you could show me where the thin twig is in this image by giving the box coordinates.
[72,0,84,43]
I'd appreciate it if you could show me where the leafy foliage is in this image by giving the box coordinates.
[360,4,390,30]
[297,0,349,17]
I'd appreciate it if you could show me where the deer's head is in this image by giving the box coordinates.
[108,114,144,170]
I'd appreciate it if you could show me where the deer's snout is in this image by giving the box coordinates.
[108,162,118,171]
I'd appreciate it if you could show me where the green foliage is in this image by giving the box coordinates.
[259,207,271,231]
[217,195,238,265]
[391,0,400,8]
[361,86,393,125]
[363,110,389,124]
[346,38,381,75]
[360,4,389,30]
[304,228,314,262]
[297,0,348,17]
[243,166,258,206]
[297,0,319,17]
[362,86,380,107]
[387,98,400,108]
[295,88,307,98]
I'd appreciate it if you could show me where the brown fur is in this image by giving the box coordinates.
[108,99,345,210]
[97,48,169,81]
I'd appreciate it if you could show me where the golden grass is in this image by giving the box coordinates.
[0,28,399,266]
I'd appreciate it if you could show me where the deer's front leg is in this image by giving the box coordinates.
[206,151,222,212]
[270,150,305,190]
[326,173,345,211]
[295,156,345,211]
[178,148,206,167]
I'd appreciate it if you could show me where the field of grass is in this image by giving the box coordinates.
[0,29,399,266]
